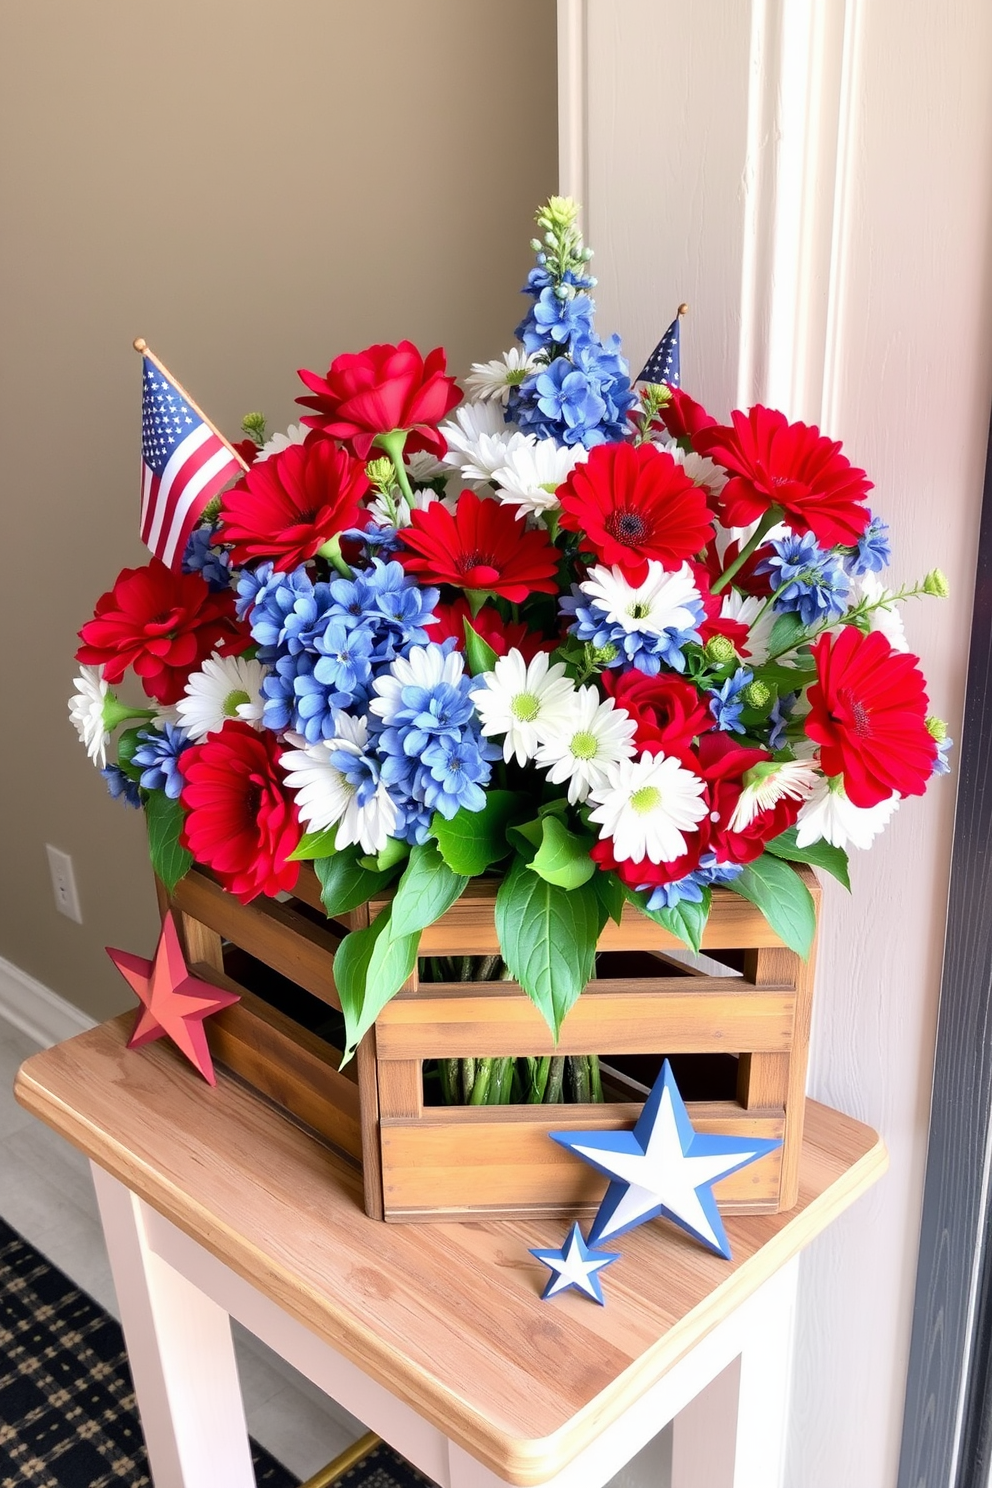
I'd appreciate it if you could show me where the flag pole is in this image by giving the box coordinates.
[677,302,689,317]
[133,337,249,471]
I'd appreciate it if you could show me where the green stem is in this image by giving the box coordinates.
[589,1053,603,1103]
[711,509,781,594]
[544,1055,566,1104]
[316,533,353,577]
[375,429,414,504]
[468,1058,492,1105]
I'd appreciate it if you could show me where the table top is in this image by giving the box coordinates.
[15,1017,886,1483]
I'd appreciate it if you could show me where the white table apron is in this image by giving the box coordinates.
[91,1161,800,1488]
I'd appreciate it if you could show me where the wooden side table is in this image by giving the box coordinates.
[14,1017,886,1488]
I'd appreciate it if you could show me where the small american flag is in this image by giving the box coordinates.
[635,305,686,388]
[138,349,244,570]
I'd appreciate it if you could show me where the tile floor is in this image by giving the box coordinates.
[0,1015,670,1488]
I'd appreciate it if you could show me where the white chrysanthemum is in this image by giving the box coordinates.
[718,591,778,665]
[795,774,900,850]
[665,443,729,500]
[580,561,702,637]
[370,643,466,726]
[367,483,456,530]
[534,689,638,804]
[465,348,540,405]
[68,666,112,767]
[470,651,577,766]
[255,424,307,463]
[853,572,909,653]
[405,450,447,483]
[176,653,267,741]
[281,714,397,855]
[728,759,821,833]
[439,401,534,485]
[492,438,588,518]
[587,752,709,864]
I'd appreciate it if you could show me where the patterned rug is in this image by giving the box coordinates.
[0,1216,434,1487]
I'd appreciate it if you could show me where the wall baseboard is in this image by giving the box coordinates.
[0,956,95,1048]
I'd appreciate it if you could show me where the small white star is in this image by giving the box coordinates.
[530,1222,619,1305]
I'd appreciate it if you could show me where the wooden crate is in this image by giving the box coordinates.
[161,863,819,1224]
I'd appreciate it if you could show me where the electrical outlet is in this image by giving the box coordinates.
[46,845,82,923]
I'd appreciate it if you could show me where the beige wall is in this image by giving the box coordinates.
[0,0,558,1021]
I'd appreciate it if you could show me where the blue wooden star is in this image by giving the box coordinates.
[552,1060,782,1259]
[530,1222,619,1305]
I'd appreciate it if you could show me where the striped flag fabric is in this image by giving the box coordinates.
[635,305,686,388]
[138,349,245,570]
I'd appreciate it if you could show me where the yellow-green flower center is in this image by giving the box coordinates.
[222,688,251,718]
[630,785,661,815]
[626,601,651,620]
[570,730,598,760]
[511,692,540,722]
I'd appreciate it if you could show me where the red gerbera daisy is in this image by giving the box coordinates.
[297,341,462,460]
[557,442,714,584]
[600,670,712,756]
[657,386,718,443]
[217,438,369,572]
[397,490,559,603]
[805,628,936,807]
[75,559,248,705]
[429,597,554,662]
[178,721,301,903]
[696,405,872,548]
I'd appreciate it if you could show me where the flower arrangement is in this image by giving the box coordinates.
[70,196,950,1070]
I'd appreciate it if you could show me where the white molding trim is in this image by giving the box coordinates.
[0,955,95,1048]
[557,0,587,201]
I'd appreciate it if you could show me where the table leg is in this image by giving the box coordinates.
[91,1163,256,1488]
[670,1257,799,1488]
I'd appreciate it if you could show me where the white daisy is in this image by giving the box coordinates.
[281,714,396,855]
[367,483,456,531]
[439,401,534,485]
[853,571,909,653]
[665,443,729,500]
[405,450,447,483]
[534,689,638,804]
[68,666,112,767]
[492,438,588,519]
[470,651,577,766]
[717,591,777,665]
[587,752,709,864]
[176,653,267,741]
[580,561,702,637]
[795,774,900,850]
[370,643,465,726]
[728,759,821,833]
[465,348,540,406]
[255,423,308,463]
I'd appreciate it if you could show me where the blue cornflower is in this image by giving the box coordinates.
[708,669,753,733]
[101,764,141,808]
[932,734,954,776]
[846,515,892,576]
[645,855,744,913]
[761,532,850,627]
[768,691,797,751]
[182,525,232,591]
[132,723,193,799]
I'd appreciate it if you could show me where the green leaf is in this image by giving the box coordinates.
[593,869,626,928]
[728,854,817,958]
[313,848,398,918]
[334,904,421,1062]
[357,836,410,873]
[288,825,339,861]
[528,817,596,889]
[430,790,529,877]
[624,885,711,955]
[765,826,850,890]
[494,854,600,1038]
[752,660,816,694]
[390,842,469,938]
[116,726,147,783]
[144,790,193,894]
[462,618,499,677]
[767,612,808,657]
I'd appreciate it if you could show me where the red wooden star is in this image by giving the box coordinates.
[107,913,239,1085]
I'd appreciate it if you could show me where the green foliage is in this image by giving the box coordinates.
[390,842,468,938]
[334,904,420,1062]
[430,790,529,877]
[766,612,808,657]
[313,847,399,918]
[527,817,597,889]
[494,854,600,1038]
[462,619,499,676]
[728,854,817,958]
[144,791,192,894]
[288,826,338,861]
[116,727,147,783]
[593,870,626,928]
[765,826,850,890]
[624,884,711,955]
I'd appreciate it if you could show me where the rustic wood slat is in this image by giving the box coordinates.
[377,1059,423,1120]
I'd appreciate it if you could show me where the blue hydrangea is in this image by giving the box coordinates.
[327,743,381,807]
[132,723,193,799]
[101,764,141,808]
[182,525,232,591]
[516,285,596,355]
[312,619,376,703]
[645,856,744,913]
[708,668,754,733]
[760,532,850,627]
[846,515,891,576]
[561,589,705,675]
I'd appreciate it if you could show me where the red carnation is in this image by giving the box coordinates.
[297,341,462,460]
[397,490,559,603]
[429,597,554,662]
[178,721,301,903]
[557,442,714,584]
[217,438,369,572]
[657,387,718,443]
[696,406,872,548]
[76,559,247,705]
[697,732,801,865]
[806,628,936,807]
[601,670,712,756]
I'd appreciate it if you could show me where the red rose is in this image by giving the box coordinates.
[217,438,369,572]
[76,559,247,705]
[697,732,801,865]
[557,441,714,584]
[696,406,872,549]
[590,833,706,892]
[397,490,559,603]
[297,341,462,460]
[429,598,554,662]
[806,628,936,807]
[601,670,712,755]
[657,387,718,443]
[178,721,301,903]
